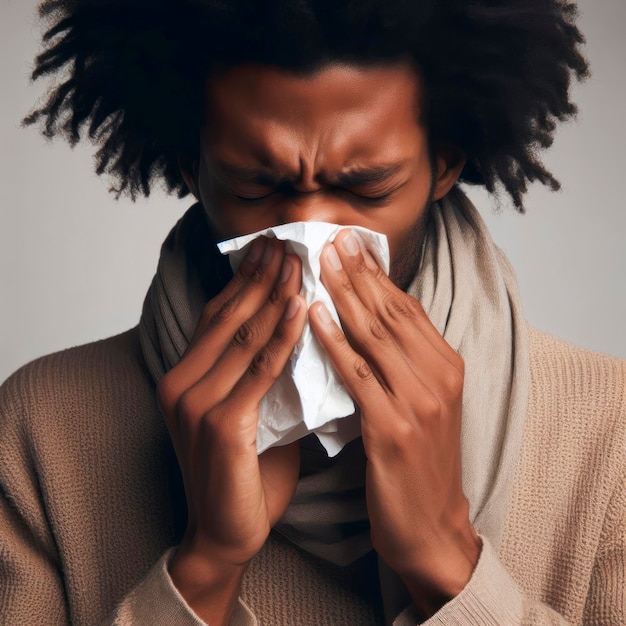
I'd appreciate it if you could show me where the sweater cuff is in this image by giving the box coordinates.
[392,536,523,626]
[109,548,257,625]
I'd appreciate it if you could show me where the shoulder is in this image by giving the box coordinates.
[0,330,179,620]
[527,325,626,423]
[502,329,626,615]
[525,324,626,480]
[528,325,626,381]
[0,327,160,464]
[1,326,153,408]
[2,325,147,384]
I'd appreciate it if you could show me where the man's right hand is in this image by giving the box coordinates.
[157,236,306,625]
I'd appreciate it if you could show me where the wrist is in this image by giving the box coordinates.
[168,541,248,626]
[399,528,482,619]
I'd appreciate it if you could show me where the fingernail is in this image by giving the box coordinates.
[262,239,275,266]
[326,245,342,271]
[285,296,301,320]
[247,237,266,263]
[341,230,359,256]
[316,303,333,325]
[280,257,293,283]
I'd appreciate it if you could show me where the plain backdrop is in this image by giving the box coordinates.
[1,0,625,384]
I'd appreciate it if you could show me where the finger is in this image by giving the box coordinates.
[327,230,462,372]
[308,300,388,408]
[211,293,308,447]
[317,243,420,389]
[318,242,461,393]
[309,302,449,450]
[182,254,304,409]
[161,238,287,402]
[191,237,286,349]
[196,235,270,336]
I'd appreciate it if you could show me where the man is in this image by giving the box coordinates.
[1,1,624,625]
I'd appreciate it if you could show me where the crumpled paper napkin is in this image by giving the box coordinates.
[218,222,390,456]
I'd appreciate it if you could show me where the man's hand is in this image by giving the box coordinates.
[157,236,307,626]
[309,229,481,618]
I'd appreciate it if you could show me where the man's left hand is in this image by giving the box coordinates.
[309,229,482,617]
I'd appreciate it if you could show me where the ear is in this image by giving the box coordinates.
[178,155,200,199]
[431,144,467,201]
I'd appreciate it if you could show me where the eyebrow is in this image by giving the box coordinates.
[214,161,408,187]
[330,163,407,187]
[216,163,283,186]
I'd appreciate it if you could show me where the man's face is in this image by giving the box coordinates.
[191,62,462,289]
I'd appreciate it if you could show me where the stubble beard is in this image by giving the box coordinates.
[389,192,435,293]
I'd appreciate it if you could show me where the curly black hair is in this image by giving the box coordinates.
[23,0,589,211]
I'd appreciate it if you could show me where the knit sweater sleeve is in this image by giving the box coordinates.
[0,367,254,626]
[103,549,256,626]
[0,372,70,625]
[583,465,626,623]
[392,487,626,626]
[391,537,571,625]
[0,486,70,625]
[431,467,625,626]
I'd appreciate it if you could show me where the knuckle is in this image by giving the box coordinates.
[215,295,240,323]
[352,256,369,276]
[351,315,388,351]
[199,406,230,440]
[247,265,265,285]
[248,348,277,379]
[232,321,258,350]
[370,265,387,282]
[353,357,375,382]
[368,317,388,341]
[371,414,414,458]
[406,296,426,319]
[156,372,179,414]
[201,293,240,330]
[384,295,411,320]
[420,393,442,421]
[202,404,226,429]
[338,274,354,295]
[442,367,464,399]
[387,418,414,448]
[199,301,219,328]
[176,388,201,419]
[201,405,254,448]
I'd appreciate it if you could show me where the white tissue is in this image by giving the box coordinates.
[218,222,390,456]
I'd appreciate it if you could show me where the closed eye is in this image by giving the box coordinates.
[233,185,398,204]
[233,180,296,202]
[350,190,394,203]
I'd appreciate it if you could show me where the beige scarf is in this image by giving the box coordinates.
[139,186,529,577]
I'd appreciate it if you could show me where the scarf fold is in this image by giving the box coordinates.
[412,188,530,547]
[139,187,530,615]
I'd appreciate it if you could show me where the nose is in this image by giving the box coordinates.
[274,191,346,225]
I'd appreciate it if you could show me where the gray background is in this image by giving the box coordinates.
[1,0,625,383]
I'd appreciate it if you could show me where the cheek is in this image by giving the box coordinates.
[385,198,431,289]
[387,222,424,288]
[196,167,246,238]
[197,161,218,219]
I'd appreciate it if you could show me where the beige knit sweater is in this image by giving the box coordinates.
[0,326,624,625]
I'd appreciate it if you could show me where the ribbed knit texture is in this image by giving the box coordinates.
[1,326,624,625]
[242,532,384,624]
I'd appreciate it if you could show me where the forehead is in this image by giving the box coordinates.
[203,62,425,168]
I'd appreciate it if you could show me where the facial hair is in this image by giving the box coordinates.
[389,179,436,291]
